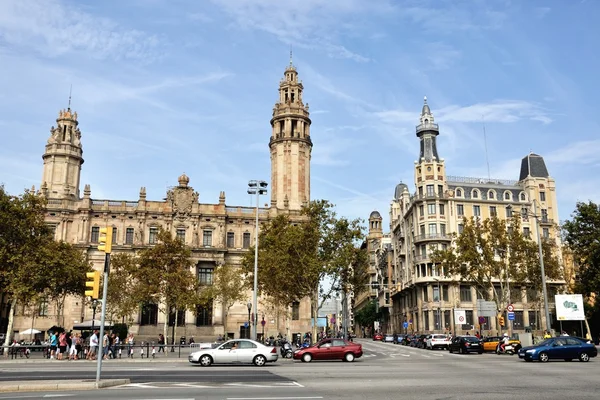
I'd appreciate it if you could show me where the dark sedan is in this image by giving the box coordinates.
[293,338,363,363]
[448,336,483,354]
[518,336,598,362]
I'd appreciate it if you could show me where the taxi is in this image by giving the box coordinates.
[481,336,521,352]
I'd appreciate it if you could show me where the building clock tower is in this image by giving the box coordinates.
[269,57,312,211]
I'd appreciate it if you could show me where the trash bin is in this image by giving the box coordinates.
[180,336,186,345]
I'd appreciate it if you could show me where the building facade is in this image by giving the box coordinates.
[358,98,564,336]
[10,61,315,342]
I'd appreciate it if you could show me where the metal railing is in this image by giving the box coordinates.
[446,175,518,186]
[413,233,451,242]
[416,123,439,133]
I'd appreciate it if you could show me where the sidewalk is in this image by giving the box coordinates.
[0,357,188,364]
[0,379,130,393]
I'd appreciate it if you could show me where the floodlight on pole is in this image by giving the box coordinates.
[247,180,268,341]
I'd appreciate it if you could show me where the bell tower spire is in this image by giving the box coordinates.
[416,96,440,162]
[41,106,84,198]
[269,57,312,210]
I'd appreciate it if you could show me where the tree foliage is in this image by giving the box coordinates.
[200,263,246,331]
[241,200,368,335]
[354,300,379,330]
[105,253,139,323]
[431,215,562,312]
[563,201,600,297]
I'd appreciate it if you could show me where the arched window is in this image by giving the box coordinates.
[488,191,495,200]
[472,189,479,199]
[520,192,526,201]
[504,192,511,201]
[456,189,462,197]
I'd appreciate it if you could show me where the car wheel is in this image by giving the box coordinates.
[579,352,590,362]
[538,352,549,363]
[345,352,355,362]
[253,355,267,366]
[302,353,312,363]
[199,355,213,366]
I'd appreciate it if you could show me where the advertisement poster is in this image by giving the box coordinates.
[555,294,585,321]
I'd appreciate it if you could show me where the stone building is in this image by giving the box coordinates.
[355,97,564,336]
[10,60,314,342]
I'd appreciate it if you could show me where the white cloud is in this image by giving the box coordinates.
[545,140,600,165]
[437,101,552,124]
[0,0,161,60]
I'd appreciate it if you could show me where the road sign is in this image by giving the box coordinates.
[261,319,266,327]
[507,304,515,312]
[454,309,466,324]
[409,319,413,323]
[478,316,486,324]
[477,300,497,317]
[403,322,409,329]
[507,312,515,321]
[244,321,249,328]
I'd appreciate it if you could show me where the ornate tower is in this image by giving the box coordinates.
[269,57,312,211]
[41,108,83,198]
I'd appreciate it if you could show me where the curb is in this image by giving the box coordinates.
[0,379,130,393]
[0,358,189,364]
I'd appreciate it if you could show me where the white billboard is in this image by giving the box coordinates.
[454,309,466,325]
[555,294,585,321]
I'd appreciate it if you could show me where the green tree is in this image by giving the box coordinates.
[105,253,139,324]
[41,240,91,327]
[563,201,600,297]
[0,186,52,347]
[242,200,367,339]
[127,228,201,343]
[354,300,379,334]
[200,263,246,334]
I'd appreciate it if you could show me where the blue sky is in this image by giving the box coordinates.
[1,0,599,228]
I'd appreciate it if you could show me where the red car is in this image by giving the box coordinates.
[373,333,383,341]
[293,338,363,362]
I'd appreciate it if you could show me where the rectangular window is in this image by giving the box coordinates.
[125,228,134,245]
[542,228,549,238]
[521,207,529,221]
[440,224,446,236]
[420,225,426,236]
[423,286,428,302]
[428,204,436,215]
[457,204,464,216]
[47,224,57,238]
[38,297,48,317]
[433,285,440,302]
[523,227,530,237]
[473,205,481,217]
[227,232,235,248]
[140,303,158,326]
[528,310,539,330]
[428,223,437,235]
[168,309,186,327]
[444,310,451,328]
[203,230,213,247]
[176,228,186,242]
[418,186,423,196]
[243,232,251,248]
[198,267,213,286]
[458,224,464,234]
[196,303,213,326]
[426,185,435,197]
[439,204,445,216]
[465,310,473,325]
[424,310,430,331]
[149,227,158,244]
[540,191,546,202]
[91,226,99,243]
[438,185,444,197]
[419,205,424,217]
[442,285,449,301]
[506,206,513,218]
[513,311,524,329]
[111,227,117,244]
[490,206,497,217]
[541,209,548,223]
[292,301,300,320]
[460,285,472,302]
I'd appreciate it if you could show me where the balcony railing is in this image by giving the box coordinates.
[414,233,451,242]
[416,122,439,133]
[446,175,518,186]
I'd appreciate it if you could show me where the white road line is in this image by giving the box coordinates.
[431,353,444,357]
[227,398,323,400]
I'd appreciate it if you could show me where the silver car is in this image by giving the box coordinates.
[188,339,278,366]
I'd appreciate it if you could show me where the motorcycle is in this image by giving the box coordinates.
[280,340,293,359]
[496,343,515,355]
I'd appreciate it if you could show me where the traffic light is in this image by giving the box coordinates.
[499,316,505,326]
[85,271,100,299]
[98,227,113,254]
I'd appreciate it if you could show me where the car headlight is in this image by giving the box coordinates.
[525,349,535,353]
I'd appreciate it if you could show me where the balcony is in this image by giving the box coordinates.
[413,233,451,243]
[539,217,554,225]
[416,122,439,133]
[413,254,431,263]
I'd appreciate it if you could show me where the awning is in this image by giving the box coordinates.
[72,320,113,330]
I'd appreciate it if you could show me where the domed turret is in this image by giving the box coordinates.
[178,173,190,187]
[369,210,381,219]
[394,183,408,200]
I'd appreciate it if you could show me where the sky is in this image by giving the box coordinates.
[1,0,599,229]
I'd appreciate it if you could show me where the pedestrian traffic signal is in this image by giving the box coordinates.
[85,271,100,299]
[499,316,505,326]
[98,227,113,254]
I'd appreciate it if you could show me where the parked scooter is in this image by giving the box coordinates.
[280,340,293,359]
[496,343,515,355]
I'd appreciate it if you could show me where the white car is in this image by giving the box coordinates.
[426,334,451,350]
[188,339,278,366]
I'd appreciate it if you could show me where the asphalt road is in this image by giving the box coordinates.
[2,339,600,399]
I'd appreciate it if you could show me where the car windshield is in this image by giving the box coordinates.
[432,335,446,339]
[463,336,480,342]
[536,339,554,347]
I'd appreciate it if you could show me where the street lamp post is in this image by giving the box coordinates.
[433,278,441,333]
[248,180,268,341]
[508,202,551,333]
[247,302,252,339]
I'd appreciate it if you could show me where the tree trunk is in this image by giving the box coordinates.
[162,304,169,356]
[223,308,228,339]
[3,299,17,350]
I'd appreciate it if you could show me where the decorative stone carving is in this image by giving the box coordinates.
[167,181,195,219]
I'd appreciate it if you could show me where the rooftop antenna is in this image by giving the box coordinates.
[68,84,72,109]
[482,115,491,182]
